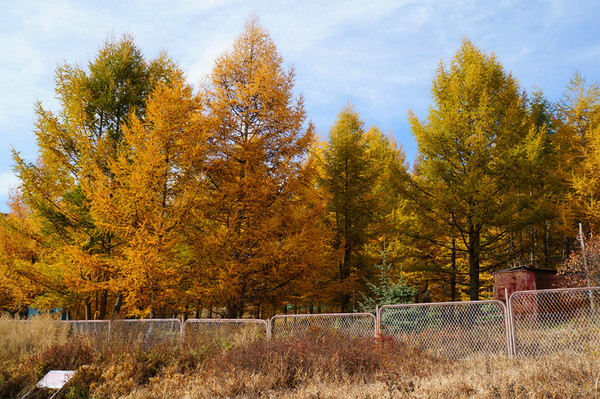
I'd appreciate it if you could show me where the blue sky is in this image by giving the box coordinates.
[1,0,600,213]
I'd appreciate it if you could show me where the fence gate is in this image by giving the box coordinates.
[269,313,376,339]
[508,287,600,357]
[379,300,510,360]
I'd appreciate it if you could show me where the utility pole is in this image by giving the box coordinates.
[578,223,592,289]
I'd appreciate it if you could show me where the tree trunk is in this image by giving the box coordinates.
[468,226,480,301]
[226,299,240,318]
[99,290,107,319]
[530,224,535,264]
[543,221,550,267]
[451,234,457,302]
[18,304,29,319]
[112,294,123,319]
[339,246,352,312]
[85,298,92,320]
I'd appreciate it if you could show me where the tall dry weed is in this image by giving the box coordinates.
[0,313,69,362]
[117,333,447,398]
[0,314,74,398]
[119,344,600,399]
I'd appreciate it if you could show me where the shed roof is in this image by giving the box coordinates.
[493,265,558,275]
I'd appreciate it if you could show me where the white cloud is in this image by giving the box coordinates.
[0,172,20,211]
[1,0,600,191]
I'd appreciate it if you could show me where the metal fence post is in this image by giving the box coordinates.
[181,316,185,341]
[375,305,380,338]
[267,317,272,340]
[503,287,513,356]
[501,300,513,357]
[507,291,517,357]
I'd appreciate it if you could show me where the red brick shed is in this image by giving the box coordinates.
[493,265,568,302]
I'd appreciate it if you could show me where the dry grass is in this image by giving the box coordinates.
[1,315,599,398]
[124,351,600,399]
[0,313,69,362]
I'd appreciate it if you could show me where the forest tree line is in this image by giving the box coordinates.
[1,18,600,319]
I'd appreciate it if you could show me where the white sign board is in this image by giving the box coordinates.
[36,370,75,389]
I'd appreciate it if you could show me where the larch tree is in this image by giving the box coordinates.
[196,17,334,318]
[401,160,470,302]
[320,106,378,311]
[554,74,600,234]
[12,35,177,318]
[576,128,600,229]
[0,190,46,314]
[514,90,563,268]
[89,74,207,317]
[409,39,531,300]
[362,128,414,276]
[364,126,411,232]
[320,107,413,310]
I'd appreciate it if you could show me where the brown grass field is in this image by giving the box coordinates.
[1,314,599,398]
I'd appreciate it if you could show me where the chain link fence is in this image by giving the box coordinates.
[508,287,600,357]
[184,319,267,348]
[269,313,376,339]
[379,300,510,360]
[110,319,182,346]
[62,320,110,341]
[12,287,600,359]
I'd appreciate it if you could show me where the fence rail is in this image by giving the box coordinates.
[12,287,600,360]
